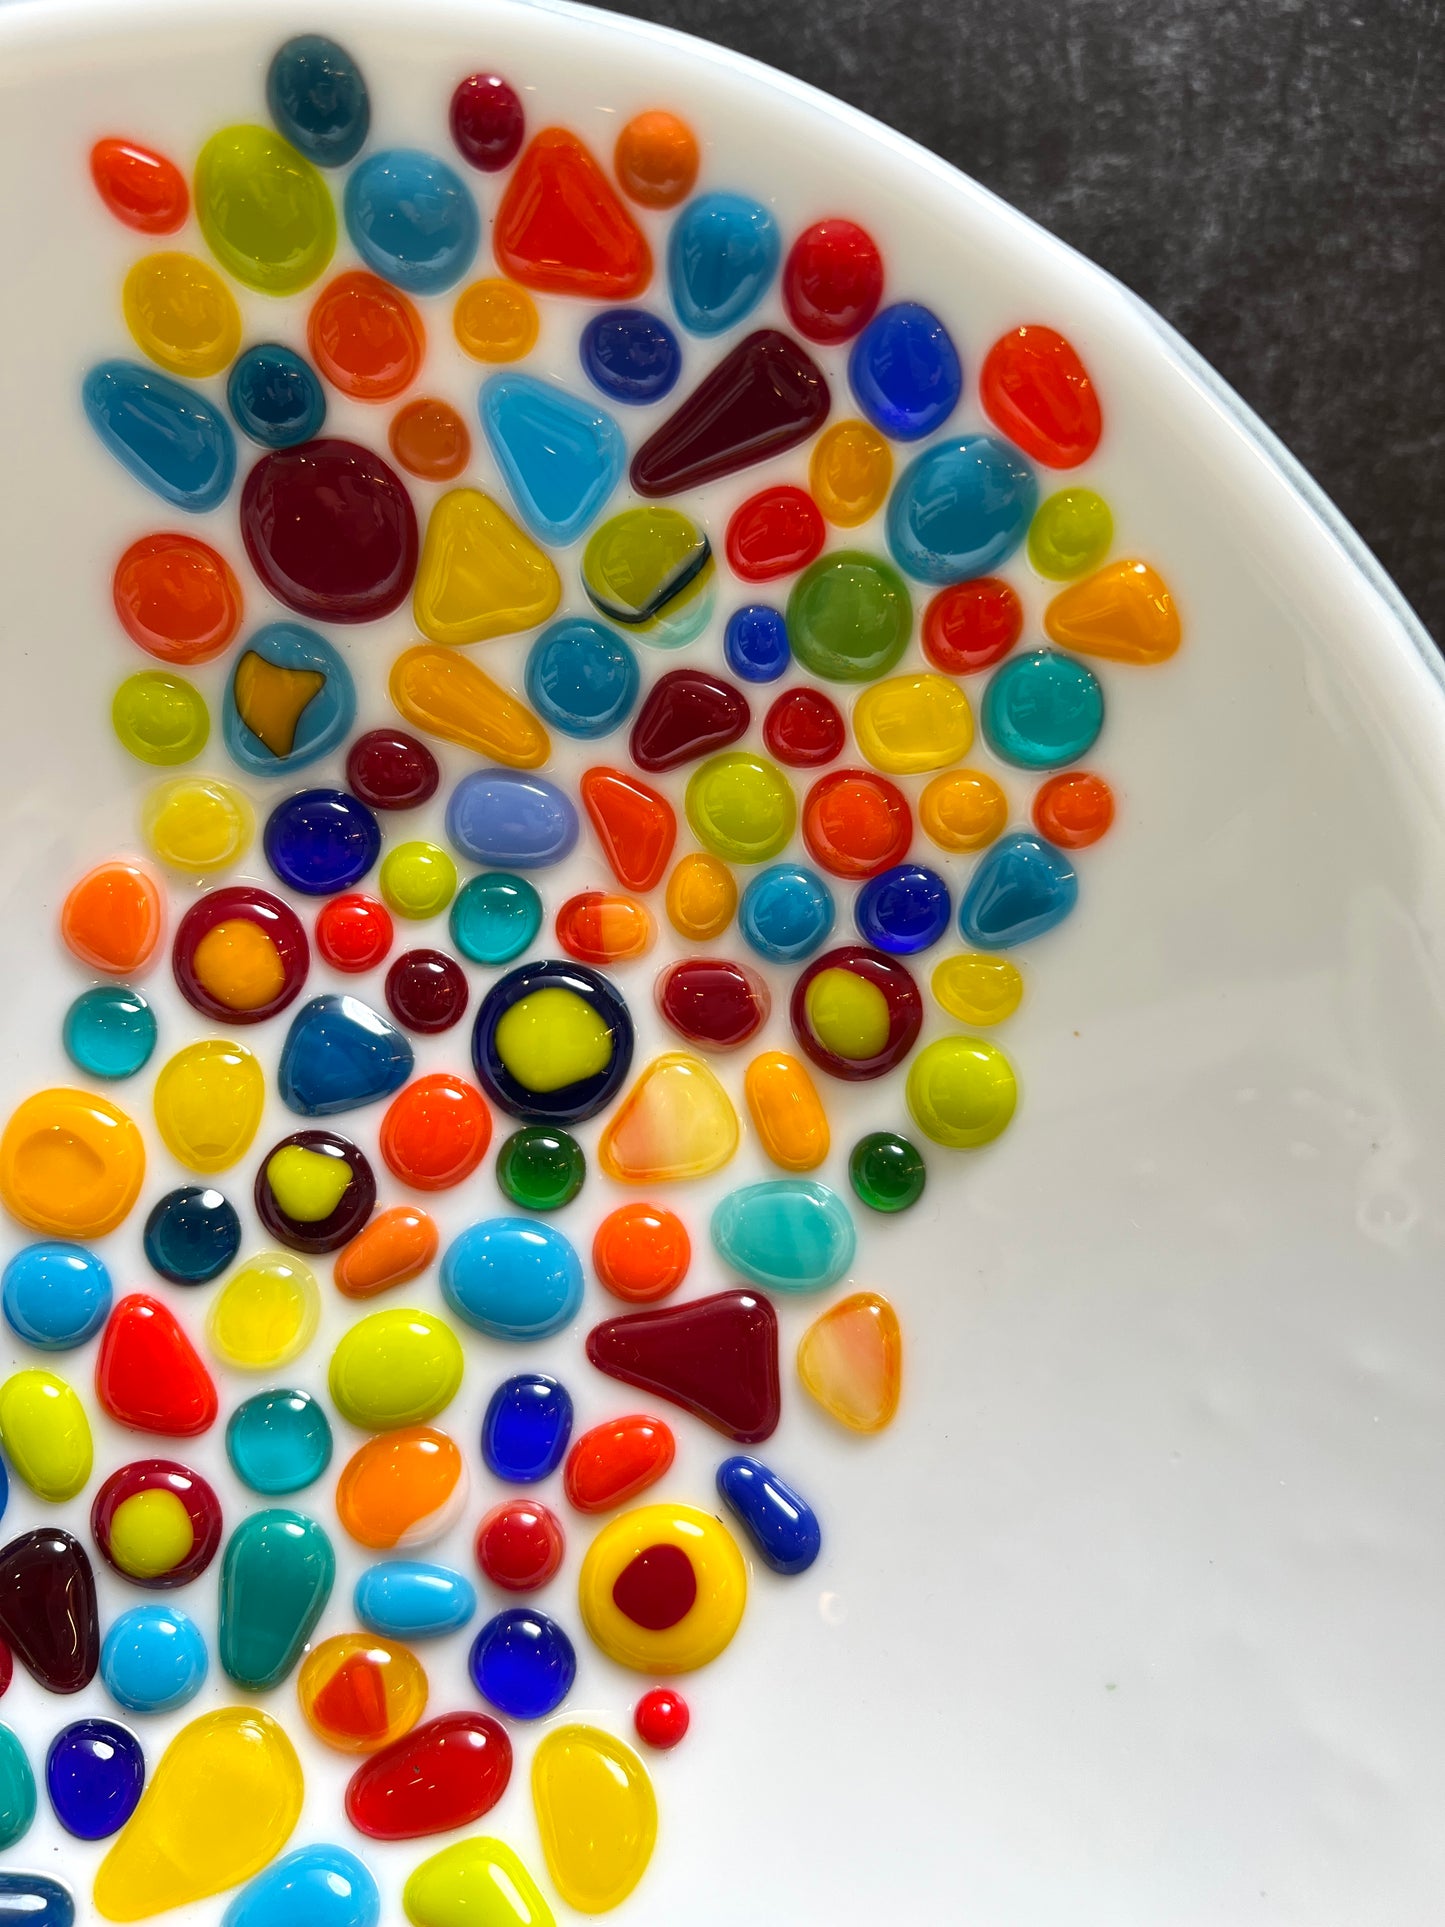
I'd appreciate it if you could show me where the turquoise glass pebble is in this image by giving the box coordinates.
[710,1179,857,1292]
[854,862,951,954]
[446,770,578,869]
[354,1562,476,1641]
[62,985,156,1080]
[2,1241,112,1350]
[887,434,1038,584]
[481,1373,574,1482]
[344,148,479,295]
[525,618,639,738]
[580,308,682,404]
[265,789,381,895]
[440,1219,584,1340]
[981,648,1104,768]
[278,993,414,1115]
[224,623,355,775]
[83,360,236,511]
[450,873,543,964]
[716,1456,821,1575]
[142,1186,241,1285]
[724,605,790,683]
[45,1719,144,1841]
[958,830,1078,948]
[668,192,779,335]
[100,1605,208,1714]
[848,302,962,440]
[226,1388,334,1494]
[218,1510,335,1691]
[267,34,371,168]
[0,1875,69,1925]
[0,1725,36,1849]
[227,344,326,448]
[223,1845,380,1927]
[739,863,835,963]
[479,374,625,544]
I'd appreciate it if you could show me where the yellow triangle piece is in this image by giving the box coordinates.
[598,1052,740,1183]
[414,487,562,645]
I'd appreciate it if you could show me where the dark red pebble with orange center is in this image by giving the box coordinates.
[345,1711,513,1839]
[629,669,749,773]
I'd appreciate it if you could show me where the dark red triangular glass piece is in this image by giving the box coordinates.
[586,1290,781,1442]
[630,330,830,497]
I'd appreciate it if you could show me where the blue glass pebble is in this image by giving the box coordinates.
[739,863,835,963]
[848,302,962,442]
[62,985,155,1080]
[580,308,682,404]
[83,360,235,511]
[223,1844,379,1927]
[446,770,578,869]
[668,192,779,335]
[227,344,326,448]
[481,1374,574,1482]
[981,648,1104,769]
[142,1186,240,1285]
[468,1609,575,1721]
[441,1220,583,1341]
[525,618,639,738]
[354,1562,476,1641]
[2,1242,111,1350]
[724,605,790,683]
[0,1726,35,1850]
[264,789,380,895]
[0,1457,8,1525]
[225,624,355,775]
[710,1180,856,1293]
[267,34,370,168]
[226,1388,334,1494]
[479,375,624,545]
[450,873,543,965]
[100,1605,208,1714]
[45,1720,144,1841]
[958,830,1078,948]
[854,862,951,955]
[344,148,479,296]
[278,994,413,1115]
[0,1875,69,1926]
[886,433,1038,585]
[716,1455,822,1575]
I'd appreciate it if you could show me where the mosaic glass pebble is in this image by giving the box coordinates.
[226,1388,333,1495]
[223,1845,380,1927]
[980,323,1102,468]
[790,944,923,1080]
[404,1837,553,1927]
[1043,558,1182,664]
[480,373,624,544]
[355,1562,476,1641]
[390,395,471,479]
[586,1290,780,1442]
[783,217,883,342]
[380,1074,492,1191]
[470,1609,576,1721]
[848,301,961,440]
[2,1242,112,1350]
[854,862,952,954]
[631,328,829,496]
[581,506,713,638]
[668,192,779,334]
[475,1499,565,1593]
[343,1712,512,1841]
[849,1129,927,1212]
[0,1875,69,1926]
[656,958,769,1050]
[207,1252,320,1369]
[887,433,1038,584]
[241,439,418,625]
[580,767,676,890]
[255,1132,374,1253]
[525,617,639,738]
[0,1087,144,1238]
[591,1205,690,1304]
[91,136,187,233]
[278,994,414,1115]
[532,1725,656,1914]
[724,603,790,682]
[344,147,479,294]
[298,1631,427,1754]
[122,252,240,379]
[716,1455,822,1573]
[743,1049,830,1171]
[578,1501,744,1672]
[0,1371,92,1501]
[60,860,162,973]
[95,1293,218,1435]
[450,872,542,964]
[143,775,254,876]
[495,1126,587,1211]
[726,485,825,583]
[150,1039,261,1176]
[631,667,749,771]
[441,1219,584,1340]
[453,276,539,363]
[112,670,208,766]
[90,1458,221,1586]
[267,33,370,167]
[1034,769,1115,847]
[264,788,380,894]
[227,342,327,448]
[450,71,525,170]
[597,1051,739,1183]
[447,769,577,868]
[906,1034,1018,1148]
[218,1509,335,1690]
[920,768,1008,853]
[45,1719,143,1841]
[981,648,1104,769]
[802,767,912,878]
[99,1604,207,1713]
[143,1186,240,1284]
[852,671,973,776]
[711,1179,856,1292]
[494,127,650,298]
[633,1688,689,1754]
[923,575,1024,674]
[615,108,699,207]
[760,686,844,770]
[0,1529,98,1693]
[226,624,354,777]
[482,1374,574,1482]
[665,852,736,941]
[194,124,335,295]
[1029,487,1113,579]
[797,1290,901,1432]
[580,307,682,403]
[83,360,235,511]
[564,1415,675,1512]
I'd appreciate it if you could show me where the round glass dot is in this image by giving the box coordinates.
[225,1387,333,1495]
[385,949,469,1032]
[62,986,157,1079]
[142,1186,241,1284]
[1028,488,1113,580]
[580,307,682,404]
[112,672,209,765]
[450,873,542,965]
[496,1126,586,1212]
[226,342,326,448]
[848,1130,927,1212]
[724,605,790,683]
[380,841,458,919]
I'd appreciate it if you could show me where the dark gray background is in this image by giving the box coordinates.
[604,0,1443,641]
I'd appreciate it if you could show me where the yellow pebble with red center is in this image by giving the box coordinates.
[329,1308,464,1431]
[798,1289,902,1433]
[0,1087,145,1236]
[264,1146,351,1222]
[532,1725,656,1916]
[123,251,242,379]
[906,1034,1018,1148]
[494,988,612,1094]
[153,1039,264,1173]
[743,1050,830,1171]
[0,1369,93,1502]
[108,1488,195,1580]
[931,953,1024,1026]
[412,490,561,648]
[578,1502,747,1673]
[142,775,253,874]
[852,672,973,776]
[454,277,539,363]
[191,919,285,1012]
[919,768,1008,853]
[803,967,891,1062]
[380,841,458,919]
[207,1253,320,1370]
[664,852,737,941]
[808,418,892,527]
[297,1632,429,1754]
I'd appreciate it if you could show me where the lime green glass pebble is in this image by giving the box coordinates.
[112,672,209,765]
[906,1035,1017,1149]
[685,751,796,864]
[328,1307,464,1430]
[848,1130,926,1213]
[380,841,458,919]
[785,550,912,682]
[496,1126,586,1212]
[1027,488,1114,580]
[194,124,336,295]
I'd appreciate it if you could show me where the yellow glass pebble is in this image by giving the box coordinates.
[532,1725,656,1916]
[454,277,540,362]
[0,1087,145,1236]
[142,775,253,874]
[413,489,561,646]
[391,646,549,769]
[664,852,737,941]
[598,1053,740,1183]
[208,1253,320,1370]
[906,1034,1018,1148]
[684,752,796,865]
[919,768,1008,853]
[297,1632,429,1755]
[1028,487,1114,580]
[152,1039,264,1173]
[852,672,973,776]
[808,418,892,527]
[380,841,458,919]
[108,1490,194,1580]
[192,921,286,1013]
[931,952,1023,1026]
[264,1147,350,1222]
[743,1050,830,1171]
[112,672,209,766]
[797,1290,902,1434]
[0,1370,93,1502]
[803,967,890,1061]
[405,1836,556,1927]
[578,1503,747,1673]
[494,988,612,1093]
[122,251,242,379]
[1043,558,1182,664]
[329,1308,464,1431]
[194,124,336,295]
[93,1707,304,1921]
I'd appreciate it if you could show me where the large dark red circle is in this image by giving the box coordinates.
[240,439,419,624]
[790,944,923,1082]
[172,885,309,1024]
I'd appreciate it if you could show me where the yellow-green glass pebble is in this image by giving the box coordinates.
[1027,488,1114,581]
[328,1307,464,1430]
[0,1369,93,1501]
[112,673,209,766]
[194,124,336,295]
[380,841,458,919]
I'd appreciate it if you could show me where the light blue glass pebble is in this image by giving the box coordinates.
[223,1844,380,1927]
[524,618,639,738]
[710,1180,856,1292]
[227,344,326,448]
[848,302,961,441]
[83,361,235,512]
[668,192,779,335]
[267,34,371,168]
[2,1242,112,1351]
[226,1388,334,1495]
[0,1726,35,1849]
[981,648,1104,769]
[100,1605,208,1714]
[853,862,951,955]
[739,864,835,963]
[450,873,543,964]
[277,994,413,1115]
[446,770,578,869]
[479,375,625,545]
[62,986,156,1080]
[724,605,790,683]
[441,1219,584,1340]
[580,308,682,404]
[224,623,355,776]
[344,148,479,295]
[957,830,1078,949]
[0,1874,69,1926]
[354,1561,476,1641]
[716,1455,821,1575]
[886,433,1038,584]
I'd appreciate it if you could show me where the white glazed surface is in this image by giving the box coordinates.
[1,1,1444,1922]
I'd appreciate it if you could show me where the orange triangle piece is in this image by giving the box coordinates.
[1044,559,1181,665]
[580,767,676,892]
[494,128,651,298]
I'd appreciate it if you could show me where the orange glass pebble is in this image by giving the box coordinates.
[1044,559,1181,665]
[61,862,163,974]
[113,533,242,665]
[0,1088,145,1237]
[379,1075,492,1192]
[335,1205,439,1299]
[556,892,654,966]
[580,767,676,893]
[564,1414,675,1512]
[614,110,699,209]
[918,769,1008,854]
[665,853,736,942]
[335,1425,468,1550]
[743,1050,830,1172]
[802,769,911,880]
[90,137,188,234]
[494,128,651,298]
[592,1204,690,1304]
[1033,770,1115,847]
[308,271,425,402]
[298,1632,429,1754]
[808,419,892,528]
[979,324,1102,469]
[389,397,471,480]
[453,277,540,363]
[797,1289,902,1433]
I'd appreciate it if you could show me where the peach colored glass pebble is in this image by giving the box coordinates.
[743,1051,830,1172]
[298,1632,429,1754]
[797,1290,902,1433]
[61,862,163,974]
[335,1205,439,1299]
[599,1053,740,1184]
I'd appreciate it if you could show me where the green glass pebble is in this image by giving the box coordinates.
[225,1388,333,1495]
[785,550,912,682]
[495,1126,585,1212]
[1027,488,1113,581]
[449,872,543,965]
[112,671,209,765]
[218,1508,334,1689]
[0,1724,36,1849]
[849,1130,927,1213]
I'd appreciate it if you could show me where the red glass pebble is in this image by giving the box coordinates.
[90,1459,222,1587]
[612,1542,696,1631]
[90,137,188,234]
[346,729,440,811]
[725,485,826,583]
[95,1294,218,1437]
[345,1712,513,1840]
[655,958,769,1050]
[790,944,923,1081]
[762,686,846,768]
[493,127,651,298]
[316,893,394,973]
[1032,769,1115,848]
[379,1074,492,1191]
[980,324,1103,469]
[631,329,830,498]
[172,884,309,1024]
[113,532,243,665]
[385,950,469,1034]
[580,767,676,892]
[586,1291,781,1443]
[308,272,425,403]
[629,669,749,773]
[802,768,912,878]
[922,576,1023,675]
[240,439,419,624]
[0,1529,99,1695]
[554,893,653,966]
[781,218,883,344]
[0,1640,11,1700]
[634,1685,689,1750]
[450,73,525,171]
[564,1415,675,1514]
[475,1500,565,1593]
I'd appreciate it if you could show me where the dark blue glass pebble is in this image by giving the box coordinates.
[468,1609,575,1720]
[277,994,414,1116]
[716,1455,822,1574]
[267,34,370,168]
[957,831,1078,949]
[853,863,951,955]
[143,1186,240,1285]
[739,864,835,963]
[264,790,381,895]
[0,1875,73,1927]
[724,605,790,683]
[481,1374,574,1483]
[45,1719,144,1841]
[524,618,639,739]
[344,149,480,296]
[227,344,327,449]
[62,985,156,1080]
[472,961,632,1125]
[579,308,682,404]
[848,302,962,441]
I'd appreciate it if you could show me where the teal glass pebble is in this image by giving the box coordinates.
[226,1388,333,1495]
[739,864,835,963]
[344,149,479,296]
[710,1180,856,1292]
[277,993,413,1115]
[354,1562,476,1641]
[227,344,326,448]
[849,1131,927,1213]
[496,1127,586,1212]
[479,374,625,545]
[886,433,1037,584]
[0,1724,36,1849]
[218,1510,335,1690]
[440,1218,584,1340]
[100,1605,207,1713]
[981,648,1104,769]
[223,1845,379,1927]
[62,985,156,1080]
[450,872,543,964]
[0,1875,69,1925]
[668,192,779,335]
[524,618,639,738]
[267,33,371,168]
[83,360,236,511]
[957,830,1078,948]
[2,1241,112,1350]
[143,1186,241,1285]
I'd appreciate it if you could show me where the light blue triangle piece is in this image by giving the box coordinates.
[479,373,624,545]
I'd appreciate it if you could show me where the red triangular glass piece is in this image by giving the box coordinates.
[494,127,651,298]
[314,1651,391,1740]
[580,766,676,892]
[95,1294,218,1436]
[630,329,830,497]
[586,1290,781,1442]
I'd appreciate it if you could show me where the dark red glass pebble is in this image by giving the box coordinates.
[385,949,469,1034]
[629,669,749,773]
[781,218,884,344]
[475,1500,565,1593]
[612,1542,697,1631]
[762,686,846,768]
[586,1290,781,1443]
[240,438,419,624]
[0,1639,11,1699]
[630,329,830,498]
[90,1460,222,1587]
[655,958,769,1050]
[725,485,825,582]
[255,1129,376,1253]
[95,1295,218,1437]
[345,1711,513,1839]
[346,729,440,810]
[450,73,525,172]
[172,885,309,1024]
[0,1529,99,1694]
